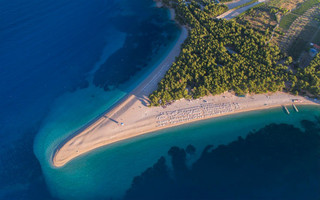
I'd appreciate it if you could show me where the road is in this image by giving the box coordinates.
[217,0,265,20]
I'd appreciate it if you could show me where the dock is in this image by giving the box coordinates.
[283,105,290,114]
[292,104,299,112]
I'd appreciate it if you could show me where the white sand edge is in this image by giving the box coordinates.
[52,5,318,167]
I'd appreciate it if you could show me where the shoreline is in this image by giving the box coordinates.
[52,89,317,167]
[92,102,315,148]
[52,3,318,167]
[52,7,189,167]
[52,1,183,160]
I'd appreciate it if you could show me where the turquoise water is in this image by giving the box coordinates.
[37,105,320,199]
[33,5,181,200]
[1,0,319,198]
[0,0,180,199]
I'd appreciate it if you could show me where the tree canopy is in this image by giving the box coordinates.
[150,0,320,106]
[293,53,320,96]
[149,0,289,106]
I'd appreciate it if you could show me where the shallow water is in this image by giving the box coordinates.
[1,0,319,199]
[40,105,320,199]
[0,0,180,199]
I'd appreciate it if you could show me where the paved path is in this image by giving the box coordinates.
[225,0,254,9]
[217,0,265,20]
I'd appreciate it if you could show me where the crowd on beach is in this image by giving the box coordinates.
[156,102,240,126]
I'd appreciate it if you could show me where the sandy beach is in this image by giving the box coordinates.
[53,86,317,167]
[52,18,189,166]
[52,5,318,167]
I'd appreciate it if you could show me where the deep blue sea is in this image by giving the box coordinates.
[1,0,319,200]
[0,0,180,199]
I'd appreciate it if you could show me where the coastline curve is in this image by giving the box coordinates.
[52,25,189,167]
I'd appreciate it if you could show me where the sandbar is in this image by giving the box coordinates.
[52,6,317,167]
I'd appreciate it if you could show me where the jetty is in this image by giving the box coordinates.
[52,92,314,167]
[292,104,299,112]
[283,105,290,114]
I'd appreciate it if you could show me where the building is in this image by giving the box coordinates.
[309,48,318,58]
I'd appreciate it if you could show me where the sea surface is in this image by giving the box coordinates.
[0,0,319,200]
[0,0,180,199]
[38,105,320,199]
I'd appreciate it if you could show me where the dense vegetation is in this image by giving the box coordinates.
[293,53,320,95]
[124,120,320,199]
[149,0,290,106]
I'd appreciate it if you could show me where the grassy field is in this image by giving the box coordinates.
[268,0,304,10]
[236,4,276,31]
[237,0,305,34]
[237,0,320,61]
[279,0,320,29]
[233,0,258,10]
[292,0,320,15]
[279,13,298,30]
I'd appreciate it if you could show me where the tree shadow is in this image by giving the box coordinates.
[123,119,320,200]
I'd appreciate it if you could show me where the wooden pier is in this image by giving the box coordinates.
[283,105,290,114]
[292,104,299,112]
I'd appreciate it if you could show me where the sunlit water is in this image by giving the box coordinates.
[38,105,320,199]
[1,0,319,199]
[0,0,180,199]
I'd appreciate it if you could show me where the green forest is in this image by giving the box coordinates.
[293,53,320,95]
[150,0,320,106]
